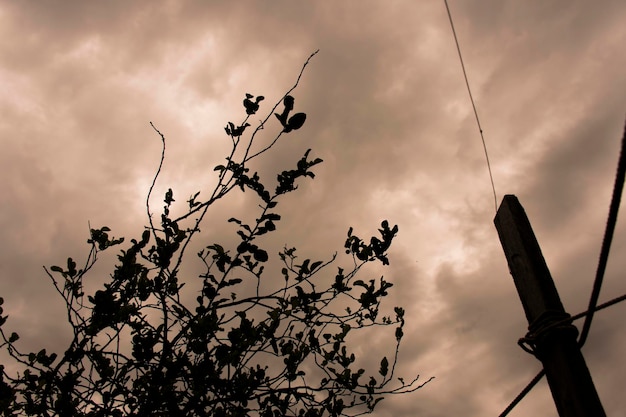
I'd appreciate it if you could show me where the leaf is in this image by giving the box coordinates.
[237,242,250,254]
[395,327,404,341]
[299,259,310,274]
[286,112,306,131]
[67,258,76,270]
[260,213,281,222]
[379,357,389,376]
[310,261,323,272]
[67,257,77,277]
[50,266,63,273]
[264,220,276,232]
[164,188,175,205]
[253,249,269,262]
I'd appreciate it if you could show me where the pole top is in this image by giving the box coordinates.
[494,194,567,324]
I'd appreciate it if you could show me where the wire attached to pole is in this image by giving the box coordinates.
[443,0,498,213]
[498,120,626,415]
[499,290,626,416]
[498,370,545,417]
[578,119,626,346]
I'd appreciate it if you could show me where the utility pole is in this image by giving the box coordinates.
[494,195,606,417]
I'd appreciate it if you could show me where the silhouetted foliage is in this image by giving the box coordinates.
[0,51,432,417]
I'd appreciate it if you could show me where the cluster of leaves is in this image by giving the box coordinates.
[0,52,431,417]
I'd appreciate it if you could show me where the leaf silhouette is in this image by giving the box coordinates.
[284,112,306,133]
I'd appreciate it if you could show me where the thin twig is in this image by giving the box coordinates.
[244,49,320,162]
[148,121,166,239]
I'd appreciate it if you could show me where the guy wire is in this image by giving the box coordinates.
[499,290,626,416]
[444,0,498,213]
[578,118,626,346]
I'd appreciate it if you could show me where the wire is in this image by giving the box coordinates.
[579,119,626,347]
[443,0,498,213]
[499,290,626,416]
[445,0,624,412]
[498,120,626,414]
[567,291,626,326]
[498,370,545,417]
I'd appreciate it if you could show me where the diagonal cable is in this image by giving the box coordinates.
[443,0,497,212]
[498,370,545,417]
[579,119,626,346]
[500,290,626,416]
[499,120,626,415]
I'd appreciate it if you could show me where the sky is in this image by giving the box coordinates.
[1,1,625,416]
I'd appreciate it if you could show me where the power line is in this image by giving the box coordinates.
[443,0,498,213]
[498,370,545,417]
[497,121,626,414]
[561,292,626,328]
[578,119,626,346]
[444,1,625,414]
[499,290,626,416]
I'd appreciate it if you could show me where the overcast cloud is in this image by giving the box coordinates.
[1,1,625,416]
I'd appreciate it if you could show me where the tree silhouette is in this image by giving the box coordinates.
[0,51,432,417]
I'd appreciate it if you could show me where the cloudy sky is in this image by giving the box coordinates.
[1,1,625,416]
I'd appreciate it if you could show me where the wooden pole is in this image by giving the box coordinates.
[494,195,605,417]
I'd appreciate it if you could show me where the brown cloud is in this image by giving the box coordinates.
[1,1,625,416]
